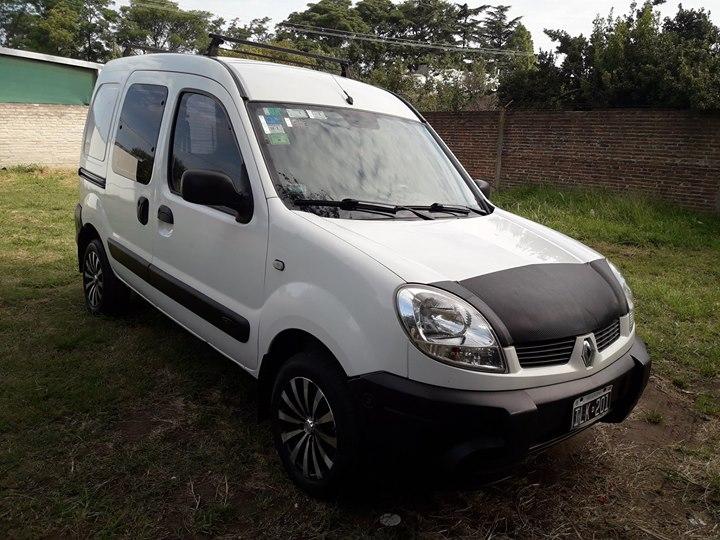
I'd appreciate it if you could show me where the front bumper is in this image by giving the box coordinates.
[349,337,651,467]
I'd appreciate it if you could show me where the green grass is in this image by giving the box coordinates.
[641,410,664,425]
[1,170,718,537]
[496,186,720,398]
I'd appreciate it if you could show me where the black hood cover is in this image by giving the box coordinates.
[434,259,629,347]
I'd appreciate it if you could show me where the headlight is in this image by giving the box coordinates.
[396,285,505,372]
[608,260,635,314]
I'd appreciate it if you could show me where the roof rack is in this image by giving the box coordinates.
[206,33,351,77]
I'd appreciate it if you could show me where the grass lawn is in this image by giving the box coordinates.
[1,167,718,537]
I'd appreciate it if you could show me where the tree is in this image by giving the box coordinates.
[0,0,117,61]
[499,1,720,110]
[116,0,221,54]
[0,0,39,48]
[76,0,119,61]
[480,5,521,49]
[456,2,488,47]
[505,23,534,71]
[225,16,272,43]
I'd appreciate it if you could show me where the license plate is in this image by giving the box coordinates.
[571,385,613,430]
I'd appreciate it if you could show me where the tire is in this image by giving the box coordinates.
[270,351,361,498]
[81,239,127,315]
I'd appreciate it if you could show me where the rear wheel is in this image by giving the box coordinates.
[82,239,127,315]
[271,351,360,497]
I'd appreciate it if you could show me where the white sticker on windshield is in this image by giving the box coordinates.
[306,110,327,120]
[287,108,308,118]
[284,117,293,127]
[267,124,285,134]
[258,115,271,134]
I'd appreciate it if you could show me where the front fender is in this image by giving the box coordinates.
[258,281,409,378]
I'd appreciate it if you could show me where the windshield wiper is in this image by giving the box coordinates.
[409,202,486,216]
[294,198,434,220]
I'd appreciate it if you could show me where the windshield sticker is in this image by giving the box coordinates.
[284,118,293,127]
[286,108,308,118]
[306,110,327,120]
[263,107,285,116]
[268,133,290,145]
[258,115,271,134]
[267,124,285,134]
[264,115,283,125]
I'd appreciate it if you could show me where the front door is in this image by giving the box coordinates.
[149,74,269,370]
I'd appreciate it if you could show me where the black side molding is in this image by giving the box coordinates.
[78,167,106,188]
[107,238,150,281]
[106,239,250,342]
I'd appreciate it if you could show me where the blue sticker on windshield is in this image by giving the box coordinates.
[265,115,283,125]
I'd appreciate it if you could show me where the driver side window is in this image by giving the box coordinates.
[169,92,250,198]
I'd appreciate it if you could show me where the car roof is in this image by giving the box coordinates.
[99,53,418,121]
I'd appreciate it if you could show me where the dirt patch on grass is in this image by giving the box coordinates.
[93,373,720,538]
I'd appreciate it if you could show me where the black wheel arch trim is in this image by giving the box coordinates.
[106,238,250,342]
[78,167,106,188]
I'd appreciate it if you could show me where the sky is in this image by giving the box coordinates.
[135,0,719,52]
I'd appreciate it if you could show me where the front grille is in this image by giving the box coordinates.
[594,319,621,351]
[515,318,622,368]
[515,336,576,368]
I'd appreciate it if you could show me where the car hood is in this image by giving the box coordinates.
[299,208,603,283]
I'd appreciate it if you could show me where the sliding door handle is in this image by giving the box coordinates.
[157,205,174,224]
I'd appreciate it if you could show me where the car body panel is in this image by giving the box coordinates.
[292,208,602,284]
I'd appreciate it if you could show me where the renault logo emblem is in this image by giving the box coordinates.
[581,338,596,367]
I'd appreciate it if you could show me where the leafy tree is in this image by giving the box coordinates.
[500,1,720,110]
[505,23,534,71]
[0,0,39,48]
[225,16,272,43]
[116,0,221,54]
[76,0,118,61]
[0,0,117,61]
[456,2,488,47]
[480,4,521,49]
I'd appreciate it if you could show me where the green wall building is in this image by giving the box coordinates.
[0,47,101,105]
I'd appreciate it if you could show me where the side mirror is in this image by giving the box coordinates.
[180,169,252,223]
[474,178,492,199]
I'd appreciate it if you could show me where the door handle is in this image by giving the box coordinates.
[137,196,149,225]
[158,205,174,224]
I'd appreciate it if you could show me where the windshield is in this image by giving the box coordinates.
[249,102,482,216]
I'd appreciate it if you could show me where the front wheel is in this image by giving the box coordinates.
[271,352,361,497]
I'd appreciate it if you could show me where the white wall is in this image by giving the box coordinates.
[0,104,87,167]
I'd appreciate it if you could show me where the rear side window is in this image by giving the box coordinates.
[169,92,248,195]
[83,83,119,161]
[111,84,168,184]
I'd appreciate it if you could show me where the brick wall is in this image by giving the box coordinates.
[425,109,720,213]
[0,103,87,167]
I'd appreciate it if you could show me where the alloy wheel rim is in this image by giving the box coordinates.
[278,376,337,480]
[83,250,104,308]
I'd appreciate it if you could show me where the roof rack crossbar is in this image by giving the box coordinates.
[206,33,351,77]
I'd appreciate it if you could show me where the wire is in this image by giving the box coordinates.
[280,22,534,57]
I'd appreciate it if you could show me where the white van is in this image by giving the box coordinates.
[75,42,650,496]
